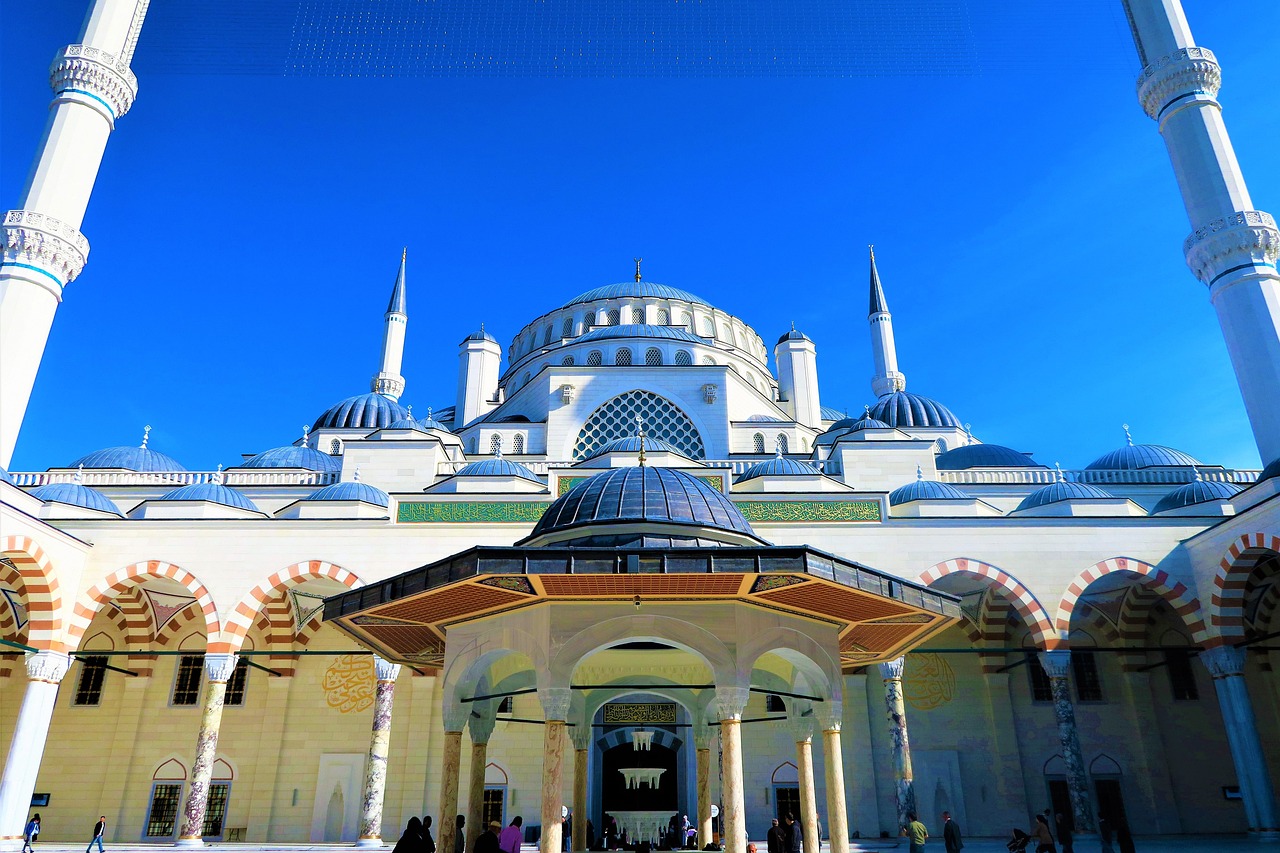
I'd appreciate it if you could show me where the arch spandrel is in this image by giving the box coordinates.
[217,559,362,653]
[917,558,1056,649]
[549,614,736,689]
[1054,556,1209,645]
[69,560,220,653]
[738,626,841,705]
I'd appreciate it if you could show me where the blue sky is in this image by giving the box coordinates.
[3,1,1279,471]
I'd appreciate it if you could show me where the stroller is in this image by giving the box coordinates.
[1007,829,1032,853]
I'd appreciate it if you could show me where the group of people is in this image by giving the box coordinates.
[762,813,808,853]
[901,811,963,853]
[395,815,534,853]
[1015,811,1135,853]
[22,814,106,853]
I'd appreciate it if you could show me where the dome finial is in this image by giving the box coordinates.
[634,257,643,283]
[964,423,973,446]
[212,463,224,485]
[1123,423,1133,446]
[915,463,923,482]
[407,404,413,417]
[75,463,84,485]
[353,467,362,482]
[635,413,647,466]
[1193,467,1203,482]
[775,435,785,458]
[302,424,311,446]
[141,424,152,449]
[1055,462,1066,482]
[494,434,504,459]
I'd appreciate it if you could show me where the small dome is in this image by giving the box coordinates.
[307,480,390,507]
[1085,443,1201,470]
[736,456,822,484]
[385,416,429,432]
[889,479,971,505]
[70,444,186,472]
[157,482,262,513]
[313,393,409,431]
[29,482,122,516]
[583,436,683,460]
[849,412,891,431]
[776,327,811,345]
[820,405,846,422]
[417,411,453,432]
[563,282,712,309]
[936,444,1043,470]
[869,391,960,429]
[1152,478,1242,514]
[576,325,706,345]
[454,458,543,482]
[1016,480,1114,511]
[240,445,341,472]
[462,328,498,344]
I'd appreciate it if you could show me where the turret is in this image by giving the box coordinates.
[455,325,501,429]
[774,325,821,429]
[371,249,408,401]
[868,246,906,398]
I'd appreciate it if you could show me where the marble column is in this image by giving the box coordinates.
[820,710,849,853]
[0,650,70,850]
[877,658,916,830]
[177,653,239,847]
[438,704,467,853]
[694,722,714,849]
[466,709,496,853]
[716,687,749,853]
[570,723,591,853]
[357,658,402,847]
[1202,646,1280,836]
[1038,652,1095,833]
[790,716,820,853]
[540,688,572,853]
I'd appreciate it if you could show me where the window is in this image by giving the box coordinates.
[573,390,706,460]
[543,327,553,346]
[584,311,596,327]
[674,350,691,366]
[145,783,183,837]
[224,658,249,706]
[776,434,789,454]
[512,434,525,454]
[498,696,513,713]
[203,783,231,838]
[74,655,108,705]
[606,309,620,325]
[645,348,662,366]
[753,433,765,454]
[521,371,531,387]
[562,318,574,338]
[329,438,342,456]
[482,788,506,829]
[657,308,670,325]
[562,356,574,366]
[1028,654,1053,702]
[490,434,502,454]
[615,349,632,366]
[630,307,645,324]
[679,312,691,329]
[765,694,786,713]
[701,318,714,337]
[587,350,603,367]
[1072,651,1104,702]
[702,355,716,365]
[172,655,203,706]
[1166,650,1199,700]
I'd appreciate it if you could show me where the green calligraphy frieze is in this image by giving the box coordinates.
[733,500,881,522]
[604,702,678,724]
[396,501,551,523]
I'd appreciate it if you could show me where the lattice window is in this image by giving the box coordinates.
[224,658,249,706]
[543,327,553,346]
[74,655,108,706]
[584,311,596,327]
[753,433,765,454]
[573,390,705,459]
[645,348,662,366]
[765,694,786,713]
[562,317,574,338]
[203,783,230,838]
[630,307,645,324]
[1166,650,1199,700]
[512,434,525,454]
[587,350,603,366]
[657,308,671,325]
[701,317,714,336]
[562,356,575,366]
[702,355,715,365]
[674,350,692,366]
[1028,654,1053,702]
[490,434,502,454]
[616,349,633,366]
[145,783,183,837]
[777,434,789,453]
[329,438,342,456]
[679,311,692,329]
[172,655,203,706]
[606,309,620,325]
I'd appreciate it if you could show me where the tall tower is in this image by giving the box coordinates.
[868,247,906,398]
[455,327,501,429]
[774,326,822,429]
[371,250,408,401]
[1124,0,1280,469]
[0,0,150,468]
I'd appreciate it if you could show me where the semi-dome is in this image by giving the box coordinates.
[70,443,186,472]
[563,282,711,309]
[582,436,683,461]
[313,393,409,431]
[525,467,760,545]
[936,444,1043,470]
[157,482,262,513]
[454,457,543,482]
[575,325,706,345]
[1016,480,1114,511]
[889,478,971,506]
[1152,478,1242,514]
[868,391,960,429]
[1085,443,1201,470]
[240,445,341,472]
[736,456,822,484]
[307,480,390,507]
[29,482,122,516]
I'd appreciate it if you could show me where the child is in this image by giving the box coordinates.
[23,814,40,853]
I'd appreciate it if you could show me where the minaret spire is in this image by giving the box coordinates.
[372,250,408,401]
[868,245,906,398]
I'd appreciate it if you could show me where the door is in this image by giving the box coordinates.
[483,788,506,830]
[1094,779,1128,832]
[775,787,800,822]
[1047,779,1073,828]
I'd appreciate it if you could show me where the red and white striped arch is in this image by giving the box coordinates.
[916,558,1057,649]
[1055,557,1208,645]
[69,561,220,651]
[0,557,31,649]
[215,560,362,654]
[1,535,64,651]
[1214,533,1280,638]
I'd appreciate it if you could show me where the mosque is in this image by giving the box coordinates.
[4,1,1280,851]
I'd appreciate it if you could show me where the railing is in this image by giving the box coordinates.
[938,467,1259,486]
[435,459,740,476]
[9,470,340,487]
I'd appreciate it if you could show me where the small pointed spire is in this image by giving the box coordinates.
[494,434,503,459]
[1055,462,1066,482]
[426,406,433,422]
[386,249,408,315]
[636,414,647,466]
[141,424,152,449]
[964,423,973,446]
[302,425,310,447]
[407,404,414,417]
[212,463,225,485]
[916,464,924,482]
[353,467,362,482]
[1122,423,1133,446]
[634,257,643,283]
[75,463,85,485]
[869,244,889,316]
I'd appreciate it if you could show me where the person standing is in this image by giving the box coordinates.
[475,821,501,853]
[766,818,786,853]
[942,812,962,853]
[1031,815,1056,853]
[87,816,106,853]
[423,816,437,853]
[456,815,466,853]
[1097,818,1115,853]
[393,817,425,853]
[1055,814,1073,853]
[904,813,928,853]
[784,814,803,853]
[22,814,40,853]
[498,817,523,853]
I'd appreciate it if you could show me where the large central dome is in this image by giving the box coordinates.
[562,282,712,309]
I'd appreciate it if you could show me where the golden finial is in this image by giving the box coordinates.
[634,258,643,283]
[635,413,647,467]
[868,243,876,261]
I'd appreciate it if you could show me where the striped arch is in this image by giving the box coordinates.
[112,588,159,676]
[155,602,205,648]
[976,589,1017,673]
[0,558,31,649]
[70,561,219,651]
[217,560,362,653]
[1,535,63,650]
[257,594,301,676]
[916,558,1056,649]
[1056,557,1208,644]
[1214,533,1280,637]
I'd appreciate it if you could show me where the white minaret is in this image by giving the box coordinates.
[1124,0,1280,468]
[868,246,907,398]
[774,325,822,429]
[0,0,150,468]
[455,326,501,429]
[371,249,408,401]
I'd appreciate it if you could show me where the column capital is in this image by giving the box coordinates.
[469,708,496,745]
[878,656,906,680]
[3,209,90,295]
[715,685,750,720]
[1137,46,1221,122]
[373,656,402,683]
[443,702,469,733]
[787,714,814,743]
[49,44,139,124]
[694,724,715,750]
[25,650,71,683]
[1038,650,1072,679]
[204,653,238,683]
[539,686,572,721]
[1183,210,1280,287]
[569,721,592,751]
[818,702,843,732]
[1200,645,1247,678]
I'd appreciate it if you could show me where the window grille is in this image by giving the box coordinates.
[490,434,502,454]
[630,307,645,324]
[1028,654,1053,702]
[172,655,203,706]
[702,355,715,365]
[74,655,108,705]
[145,783,184,837]
[777,434,789,453]
[1072,651,1104,702]
[753,433,765,454]
[616,349,632,366]
[679,312,692,329]
[329,438,342,456]
[562,356,574,366]
[657,308,670,325]
[1166,650,1199,700]
[482,788,506,829]
[203,783,231,838]
[584,311,596,327]
[720,324,730,340]
[498,696,513,713]
[512,434,525,454]
[674,350,692,366]
[606,309,620,325]
[543,327,553,346]
[645,348,662,366]
[573,390,705,459]
[587,350,603,366]
[562,317,574,338]
[765,694,786,713]
[701,318,714,337]
[224,658,249,706]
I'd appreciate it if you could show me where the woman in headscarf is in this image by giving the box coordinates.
[393,817,424,853]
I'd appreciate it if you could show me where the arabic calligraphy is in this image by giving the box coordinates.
[323,653,376,714]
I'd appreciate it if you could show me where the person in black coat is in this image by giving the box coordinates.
[942,812,963,853]
[475,821,502,853]
[766,819,786,853]
[1055,814,1073,853]
[422,816,436,853]
[784,814,803,853]
[394,817,424,853]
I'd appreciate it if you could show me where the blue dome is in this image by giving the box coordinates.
[1085,443,1201,470]
[384,416,429,432]
[868,391,960,429]
[1152,479,1242,514]
[454,458,543,482]
[240,445,341,472]
[313,393,409,430]
[776,328,811,345]
[936,444,1043,470]
[563,283,712,309]
[307,480,390,507]
[29,482,122,515]
[1016,480,1114,511]
[576,325,706,345]
[462,329,498,344]
[583,436,683,460]
[527,467,758,543]
[735,456,822,484]
[820,406,846,422]
[157,482,262,513]
[0,466,12,485]
[888,479,971,505]
[417,414,453,432]
[70,444,186,472]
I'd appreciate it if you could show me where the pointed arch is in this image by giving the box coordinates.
[916,558,1056,649]
[572,389,705,460]
[0,558,31,651]
[70,561,219,652]
[1214,533,1280,637]
[1055,557,1208,644]
[1,535,62,650]
[217,560,362,653]
[155,601,206,648]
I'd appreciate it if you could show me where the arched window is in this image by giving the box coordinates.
[521,371,531,387]
[753,433,765,454]
[674,350,692,366]
[541,327,551,346]
[584,311,596,327]
[776,434,789,453]
[700,317,714,337]
[562,355,575,366]
[572,390,706,459]
[606,308,620,325]
[719,324,731,340]
[562,317,574,338]
[679,311,692,329]
[702,355,716,365]
[630,307,645,324]
[490,434,502,454]
[657,308,670,325]
[512,434,525,454]
[329,438,342,456]
[645,348,662,366]
[615,349,633,366]
[587,350,603,366]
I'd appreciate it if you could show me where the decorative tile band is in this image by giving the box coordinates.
[397,501,551,523]
[733,500,881,522]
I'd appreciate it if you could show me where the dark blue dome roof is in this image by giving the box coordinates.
[462,329,498,343]
[455,458,542,482]
[576,325,706,345]
[29,482,122,515]
[1016,480,1114,511]
[385,416,428,432]
[936,444,1043,470]
[239,445,341,472]
[1152,478,1241,514]
[736,456,822,484]
[888,479,971,505]
[527,467,758,543]
[1085,443,1201,470]
[308,480,390,507]
[583,437,683,460]
[157,482,262,513]
[313,393,409,431]
[776,328,811,345]
[70,444,186,472]
[868,391,960,429]
[563,283,711,309]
